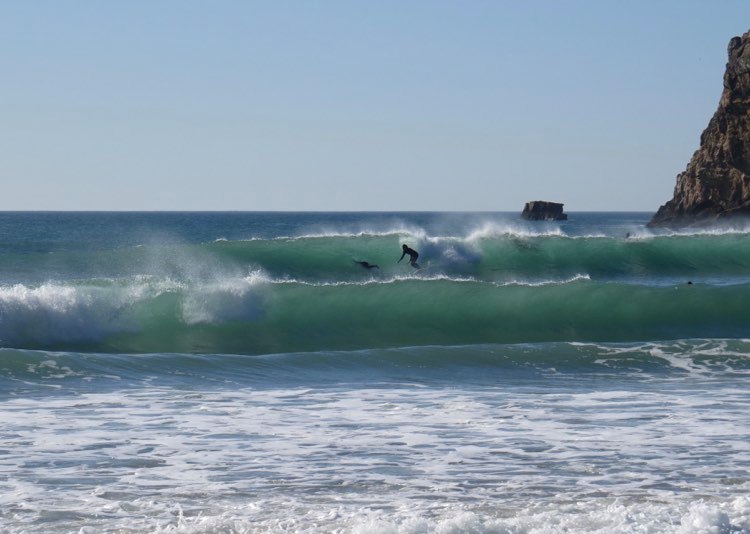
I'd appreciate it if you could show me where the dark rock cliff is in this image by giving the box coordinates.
[521,201,567,221]
[650,31,750,226]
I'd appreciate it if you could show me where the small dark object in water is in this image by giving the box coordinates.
[355,261,379,270]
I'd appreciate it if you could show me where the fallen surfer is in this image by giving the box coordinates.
[354,260,379,270]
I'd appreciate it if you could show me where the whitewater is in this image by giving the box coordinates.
[2,211,750,533]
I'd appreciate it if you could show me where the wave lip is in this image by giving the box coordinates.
[0,282,139,346]
[181,271,269,325]
[0,273,271,348]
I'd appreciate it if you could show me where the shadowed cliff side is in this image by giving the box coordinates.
[650,30,750,226]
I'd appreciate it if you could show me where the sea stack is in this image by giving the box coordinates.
[521,201,567,221]
[650,30,750,226]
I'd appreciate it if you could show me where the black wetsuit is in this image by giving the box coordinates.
[398,246,420,268]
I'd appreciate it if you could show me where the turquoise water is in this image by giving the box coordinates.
[2,212,750,532]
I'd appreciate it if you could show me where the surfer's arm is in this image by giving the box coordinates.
[398,252,405,262]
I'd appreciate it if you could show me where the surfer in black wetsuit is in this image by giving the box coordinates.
[398,244,420,269]
[354,260,379,270]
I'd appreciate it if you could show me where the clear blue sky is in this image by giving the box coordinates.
[2,1,749,211]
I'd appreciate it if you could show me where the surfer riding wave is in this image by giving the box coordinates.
[398,244,420,269]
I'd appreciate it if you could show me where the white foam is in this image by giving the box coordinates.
[0,271,276,344]
[0,282,139,345]
[180,270,269,324]
[628,221,750,240]
[264,225,427,242]
[227,221,574,246]
[3,367,750,532]
[497,273,591,287]
[577,339,750,378]
[464,220,566,241]
[265,273,591,288]
[267,273,481,287]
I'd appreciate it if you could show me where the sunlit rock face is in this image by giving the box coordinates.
[650,31,750,226]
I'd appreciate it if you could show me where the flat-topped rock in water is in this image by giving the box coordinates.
[650,30,750,226]
[521,201,568,221]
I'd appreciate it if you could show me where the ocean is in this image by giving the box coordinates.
[2,211,750,533]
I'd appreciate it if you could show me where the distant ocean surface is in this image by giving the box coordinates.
[2,211,750,533]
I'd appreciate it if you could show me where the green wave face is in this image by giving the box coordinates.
[203,233,750,282]
[4,231,750,285]
[0,275,747,354]
[2,229,750,354]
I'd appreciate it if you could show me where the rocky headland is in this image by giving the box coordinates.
[650,30,750,226]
